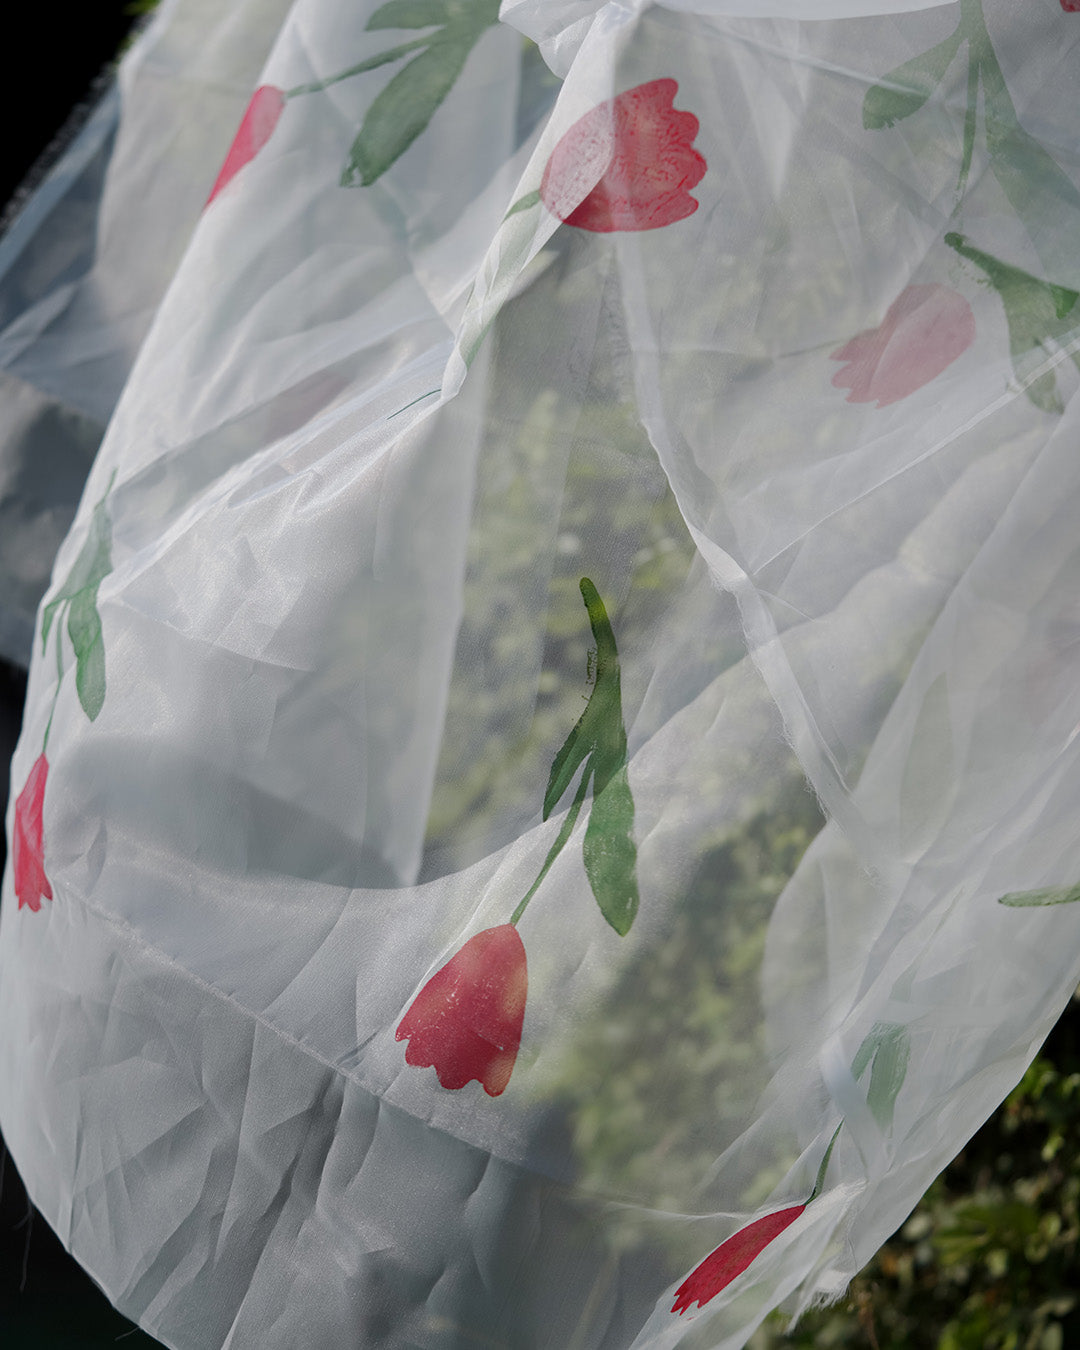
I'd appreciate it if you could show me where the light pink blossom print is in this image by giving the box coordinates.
[206,86,286,206]
[830,284,976,408]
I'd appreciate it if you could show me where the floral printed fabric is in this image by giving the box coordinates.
[539,79,706,231]
[3,2,1080,1349]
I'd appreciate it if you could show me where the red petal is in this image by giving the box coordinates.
[672,1205,805,1314]
[206,86,286,206]
[396,925,527,1096]
[13,754,52,912]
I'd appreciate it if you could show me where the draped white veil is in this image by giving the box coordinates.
[3,1,1080,1346]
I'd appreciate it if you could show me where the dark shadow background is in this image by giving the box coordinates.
[1,5,161,1345]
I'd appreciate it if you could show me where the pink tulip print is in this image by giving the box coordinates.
[540,79,706,233]
[13,754,52,913]
[831,284,975,408]
[206,85,286,205]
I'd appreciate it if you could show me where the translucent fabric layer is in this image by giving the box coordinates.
[4,1,1080,1347]
[0,0,290,664]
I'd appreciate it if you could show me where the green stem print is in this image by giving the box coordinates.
[945,232,1080,413]
[956,37,979,199]
[504,188,541,220]
[284,38,434,100]
[42,472,116,732]
[510,760,592,925]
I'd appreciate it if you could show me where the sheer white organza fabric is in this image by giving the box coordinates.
[0,0,290,664]
[3,1,1080,1347]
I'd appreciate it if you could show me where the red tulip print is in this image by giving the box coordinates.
[672,1124,841,1315]
[395,924,528,1097]
[1062,1,1080,12]
[206,85,286,205]
[396,582,636,1100]
[540,78,706,233]
[830,283,975,408]
[672,1204,806,1315]
[13,754,52,913]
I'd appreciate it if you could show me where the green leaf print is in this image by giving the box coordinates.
[863,0,1080,282]
[341,0,500,187]
[343,32,477,187]
[41,483,114,653]
[583,760,639,936]
[962,0,1080,287]
[999,885,1080,908]
[945,232,1080,413]
[544,583,618,814]
[853,1022,911,1130]
[41,474,115,723]
[68,589,106,722]
[512,578,639,935]
[862,27,963,131]
[504,188,541,220]
[546,578,638,934]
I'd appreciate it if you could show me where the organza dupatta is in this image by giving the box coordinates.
[4,1,1080,1347]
